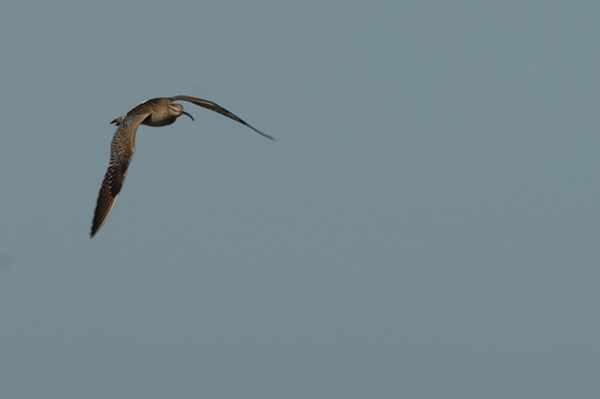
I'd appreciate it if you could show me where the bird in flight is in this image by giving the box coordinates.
[90,95,273,238]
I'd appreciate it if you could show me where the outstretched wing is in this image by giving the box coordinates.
[90,111,150,237]
[169,95,274,140]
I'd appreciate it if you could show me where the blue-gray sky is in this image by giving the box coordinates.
[1,1,599,398]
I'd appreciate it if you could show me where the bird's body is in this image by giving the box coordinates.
[90,95,273,237]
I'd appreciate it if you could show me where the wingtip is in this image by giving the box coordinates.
[250,126,275,141]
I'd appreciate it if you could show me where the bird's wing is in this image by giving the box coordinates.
[169,95,274,140]
[90,111,150,237]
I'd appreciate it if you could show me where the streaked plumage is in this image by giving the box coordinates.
[90,95,273,237]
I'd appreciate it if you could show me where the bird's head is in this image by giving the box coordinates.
[171,103,194,121]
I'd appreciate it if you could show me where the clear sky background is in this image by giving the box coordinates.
[1,1,599,398]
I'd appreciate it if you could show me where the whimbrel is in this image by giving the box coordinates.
[90,95,273,237]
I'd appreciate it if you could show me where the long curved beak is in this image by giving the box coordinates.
[181,110,194,121]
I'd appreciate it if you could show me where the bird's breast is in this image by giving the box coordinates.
[142,113,177,127]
